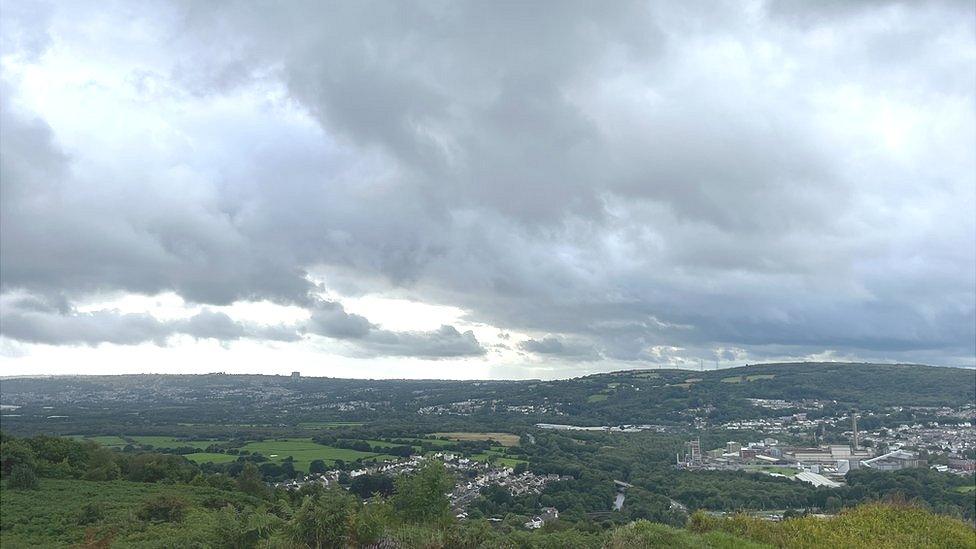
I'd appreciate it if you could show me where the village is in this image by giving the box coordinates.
[271,451,572,528]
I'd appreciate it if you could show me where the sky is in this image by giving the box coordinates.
[1,0,974,379]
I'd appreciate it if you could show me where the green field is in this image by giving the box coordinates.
[297,421,365,429]
[70,435,129,448]
[953,484,975,494]
[240,438,394,471]
[754,466,798,477]
[587,394,609,403]
[746,374,776,381]
[723,374,776,383]
[129,436,215,450]
[469,451,528,469]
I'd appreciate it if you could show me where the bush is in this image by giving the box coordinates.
[136,495,188,523]
[287,489,357,547]
[6,464,39,490]
[77,502,104,525]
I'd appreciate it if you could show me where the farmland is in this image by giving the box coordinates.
[239,438,396,472]
[431,432,521,447]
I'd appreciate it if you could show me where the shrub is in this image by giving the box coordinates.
[136,495,188,523]
[77,502,105,525]
[6,464,39,490]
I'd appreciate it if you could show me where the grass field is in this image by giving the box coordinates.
[468,446,528,468]
[587,394,609,403]
[953,484,975,493]
[129,436,215,450]
[184,452,240,464]
[69,435,129,448]
[723,375,776,383]
[240,438,395,471]
[297,421,366,429]
[431,432,521,447]
[754,466,798,477]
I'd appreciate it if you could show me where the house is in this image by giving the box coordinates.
[524,507,559,529]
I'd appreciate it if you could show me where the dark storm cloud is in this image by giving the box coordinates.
[0,0,973,367]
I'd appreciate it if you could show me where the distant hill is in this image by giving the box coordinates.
[0,362,972,433]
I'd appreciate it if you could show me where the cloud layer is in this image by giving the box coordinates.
[0,0,973,373]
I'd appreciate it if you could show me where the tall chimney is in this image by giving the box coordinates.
[852,411,859,450]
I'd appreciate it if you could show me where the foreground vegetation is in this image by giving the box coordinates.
[2,432,974,547]
[3,477,973,548]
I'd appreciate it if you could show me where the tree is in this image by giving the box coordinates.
[238,462,267,498]
[6,464,39,490]
[309,459,327,475]
[0,439,37,476]
[392,461,455,525]
[287,489,356,548]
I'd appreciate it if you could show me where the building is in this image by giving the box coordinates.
[784,445,872,466]
[688,438,702,463]
[795,471,842,488]
[860,450,926,471]
[948,458,976,472]
[726,441,742,454]
[524,508,558,529]
[291,371,301,379]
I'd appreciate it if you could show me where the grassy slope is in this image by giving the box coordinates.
[2,479,973,548]
[0,478,258,548]
[692,503,976,549]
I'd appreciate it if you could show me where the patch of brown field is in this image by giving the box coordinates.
[431,432,521,447]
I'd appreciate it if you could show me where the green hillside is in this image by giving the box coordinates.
[3,477,973,548]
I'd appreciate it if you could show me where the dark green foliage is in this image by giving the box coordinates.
[76,502,104,525]
[349,473,395,498]
[392,461,455,525]
[287,488,357,547]
[0,438,36,476]
[136,494,188,522]
[5,464,39,490]
[309,459,327,474]
[213,505,282,548]
[236,461,267,498]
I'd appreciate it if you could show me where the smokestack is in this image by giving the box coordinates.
[852,411,859,450]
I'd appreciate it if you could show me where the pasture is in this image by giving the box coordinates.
[240,438,395,471]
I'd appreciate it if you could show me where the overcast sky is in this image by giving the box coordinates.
[1,1,973,379]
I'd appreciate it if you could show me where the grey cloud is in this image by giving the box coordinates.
[358,325,485,359]
[0,1,973,369]
[304,300,486,358]
[519,336,602,362]
[0,298,300,346]
[306,301,373,339]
